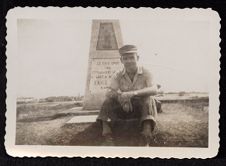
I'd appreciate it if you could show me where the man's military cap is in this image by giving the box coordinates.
[119,45,138,55]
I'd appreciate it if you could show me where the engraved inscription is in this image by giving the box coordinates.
[89,59,122,93]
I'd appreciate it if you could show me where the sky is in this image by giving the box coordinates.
[17,19,210,98]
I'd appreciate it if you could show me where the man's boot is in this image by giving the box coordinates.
[139,120,154,146]
[139,134,151,146]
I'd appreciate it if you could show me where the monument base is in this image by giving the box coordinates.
[83,92,106,110]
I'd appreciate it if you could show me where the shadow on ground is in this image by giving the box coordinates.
[67,121,142,146]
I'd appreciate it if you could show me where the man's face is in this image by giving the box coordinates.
[120,53,139,70]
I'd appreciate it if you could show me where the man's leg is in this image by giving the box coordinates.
[133,97,157,146]
[96,98,122,144]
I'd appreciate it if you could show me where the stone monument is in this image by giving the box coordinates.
[83,20,123,110]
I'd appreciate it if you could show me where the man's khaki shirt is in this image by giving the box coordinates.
[109,66,154,92]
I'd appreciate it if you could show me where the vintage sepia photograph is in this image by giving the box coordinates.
[5,8,220,158]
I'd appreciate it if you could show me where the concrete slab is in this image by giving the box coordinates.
[60,107,99,115]
[66,115,98,124]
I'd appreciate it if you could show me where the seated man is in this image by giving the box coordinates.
[97,44,159,146]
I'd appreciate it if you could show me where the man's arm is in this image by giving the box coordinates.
[105,88,121,99]
[119,85,158,100]
[120,68,158,99]
[133,85,158,97]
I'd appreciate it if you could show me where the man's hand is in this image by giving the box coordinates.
[120,91,135,101]
[118,91,135,113]
[106,89,122,99]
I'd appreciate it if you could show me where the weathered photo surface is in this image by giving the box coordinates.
[5,8,220,158]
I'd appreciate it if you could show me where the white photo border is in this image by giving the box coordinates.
[5,7,220,158]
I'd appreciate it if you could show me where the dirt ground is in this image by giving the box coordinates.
[16,100,208,147]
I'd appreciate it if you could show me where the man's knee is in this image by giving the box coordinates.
[97,97,119,121]
[145,96,153,104]
[144,97,161,115]
[102,97,116,107]
[140,97,156,111]
[97,98,113,121]
[101,98,115,112]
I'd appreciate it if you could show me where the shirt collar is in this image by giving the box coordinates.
[122,66,143,75]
